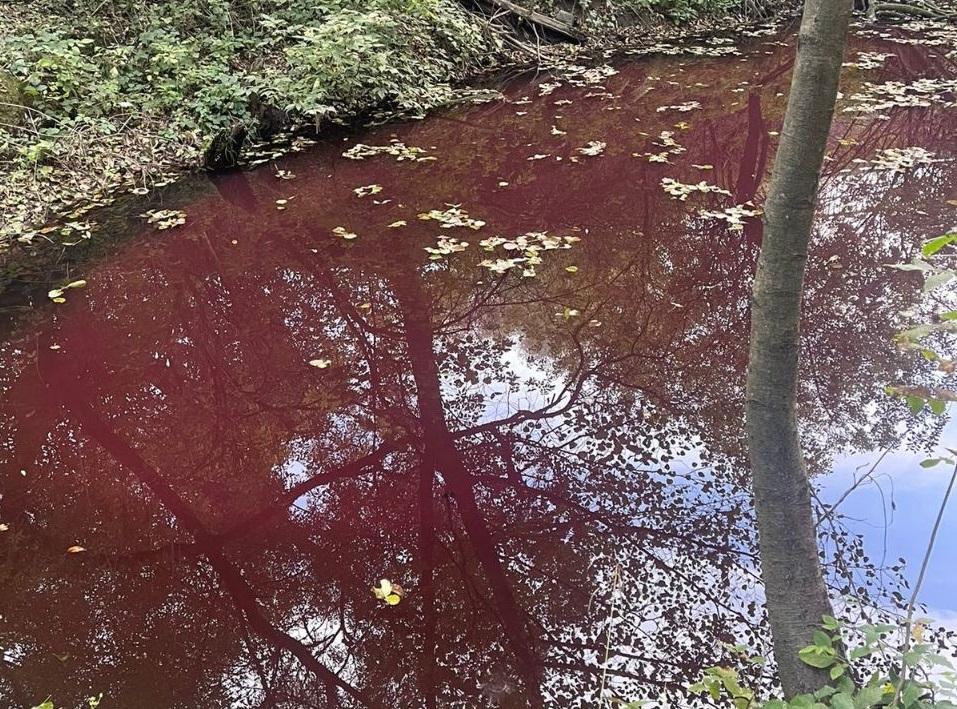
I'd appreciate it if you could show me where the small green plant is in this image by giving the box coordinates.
[689,617,957,709]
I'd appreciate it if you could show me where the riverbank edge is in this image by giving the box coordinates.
[0,1,790,276]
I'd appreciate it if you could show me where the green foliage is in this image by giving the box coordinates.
[620,0,741,21]
[0,0,494,163]
[886,233,957,416]
[684,619,957,709]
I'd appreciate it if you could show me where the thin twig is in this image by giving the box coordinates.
[892,455,957,706]
[599,564,622,707]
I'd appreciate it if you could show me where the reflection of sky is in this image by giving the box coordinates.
[820,416,957,621]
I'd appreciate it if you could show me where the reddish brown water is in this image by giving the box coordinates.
[1,26,956,709]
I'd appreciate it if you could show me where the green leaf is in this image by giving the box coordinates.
[822,615,841,630]
[888,260,934,272]
[830,692,854,709]
[798,646,835,668]
[830,664,846,680]
[920,457,943,468]
[928,399,947,415]
[853,684,884,709]
[907,396,925,415]
[31,702,55,709]
[921,234,957,256]
[902,682,922,708]
[923,270,955,292]
[813,630,833,648]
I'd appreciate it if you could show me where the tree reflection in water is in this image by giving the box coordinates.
[0,30,954,708]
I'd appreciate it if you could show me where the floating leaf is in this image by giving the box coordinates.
[67,545,87,553]
[48,279,87,302]
[372,578,403,605]
[309,359,331,369]
[565,265,579,273]
[354,184,383,198]
[332,227,358,240]
[141,209,186,230]
[577,141,606,157]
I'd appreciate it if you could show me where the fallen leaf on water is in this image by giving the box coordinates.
[946,200,957,206]
[358,303,372,311]
[48,280,88,302]
[577,141,606,157]
[388,221,407,228]
[0,523,9,531]
[372,578,403,605]
[354,184,383,198]
[332,227,358,240]
[309,359,331,369]
[565,265,579,273]
[67,545,87,553]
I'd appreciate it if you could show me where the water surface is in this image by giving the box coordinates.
[1,24,956,709]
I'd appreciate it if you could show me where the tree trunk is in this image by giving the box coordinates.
[745,0,853,698]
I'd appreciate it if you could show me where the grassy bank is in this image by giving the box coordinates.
[0,0,772,251]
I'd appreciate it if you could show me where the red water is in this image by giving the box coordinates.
[1,27,956,709]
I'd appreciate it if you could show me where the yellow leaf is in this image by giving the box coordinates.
[67,545,87,553]
[385,593,401,605]
[565,266,579,273]
[309,359,331,369]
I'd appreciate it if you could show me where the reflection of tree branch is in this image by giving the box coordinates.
[397,270,545,703]
[219,439,408,544]
[47,368,370,707]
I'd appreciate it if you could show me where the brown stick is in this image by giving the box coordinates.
[481,0,583,41]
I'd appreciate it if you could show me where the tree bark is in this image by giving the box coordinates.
[745,0,853,698]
